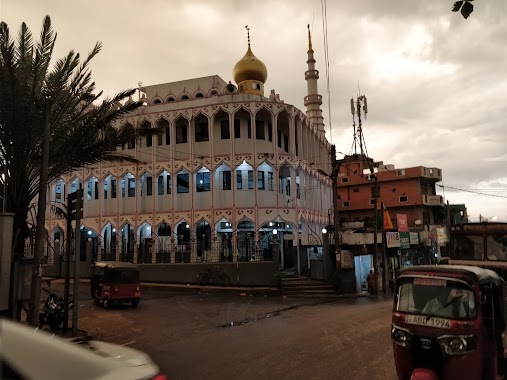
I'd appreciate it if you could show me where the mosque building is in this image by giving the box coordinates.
[44,27,333,279]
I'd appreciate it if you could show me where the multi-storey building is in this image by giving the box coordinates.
[336,154,445,229]
[336,154,446,291]
[42,29,333,280]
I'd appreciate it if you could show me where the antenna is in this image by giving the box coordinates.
[349,94,369,157]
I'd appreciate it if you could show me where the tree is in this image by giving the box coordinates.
[0,15,143,321]
[452,0,474,19]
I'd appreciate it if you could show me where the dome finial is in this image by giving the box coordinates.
[245,25,251,48]
[307,24,313,51]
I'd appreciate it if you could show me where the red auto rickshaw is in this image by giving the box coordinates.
[90,261,141,308]
[392,265,507,380]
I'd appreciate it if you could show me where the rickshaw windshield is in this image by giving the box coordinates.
[396,276,477,320]
[103,269,140,284]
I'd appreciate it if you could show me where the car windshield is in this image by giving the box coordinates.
[396,276,477,320]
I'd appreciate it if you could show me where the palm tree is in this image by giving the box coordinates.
[0,15,142,250]
[0,15,143,322]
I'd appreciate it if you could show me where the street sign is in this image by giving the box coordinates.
[67,189,84,221]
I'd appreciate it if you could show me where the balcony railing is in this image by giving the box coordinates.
[421,167,442,181]
[423,195,444,206]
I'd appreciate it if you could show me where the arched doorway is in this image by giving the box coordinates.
[156,222,171,263]
[137,222,153,263]
[101,223,117,261]
[195,220,211,261]
[80,226,98,262]
[120,223,135,262]
[236,219,255,261]
[215,218,233,262]
[50,227,64,266]
[175,220,191,263]
[262,219,296,269]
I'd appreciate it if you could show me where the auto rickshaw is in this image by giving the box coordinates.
[392,265,507,380]
[90,261,141,308]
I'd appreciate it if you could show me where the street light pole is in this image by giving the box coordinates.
[63,204,71,333]
[72,190,83,337]
[29,103,51,326]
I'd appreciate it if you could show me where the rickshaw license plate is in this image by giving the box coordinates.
[405,315,451,329]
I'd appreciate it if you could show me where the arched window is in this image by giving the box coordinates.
[54,180,65,203]
[196,167,211,192]
[121,173,136,198]
[176,170,189,193]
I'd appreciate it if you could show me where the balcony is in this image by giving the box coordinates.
[421,167,442,182]
[304,94,322,106]
[422,194,444,206]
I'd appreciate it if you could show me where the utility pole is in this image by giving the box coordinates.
[372,174,381,293]
[29,104,51,326]
[63,202,72,333]
[350,93,383,291]
[331,145,341,270]
[381,202,388,294]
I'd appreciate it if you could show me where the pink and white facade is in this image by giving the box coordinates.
[44,31,333,272]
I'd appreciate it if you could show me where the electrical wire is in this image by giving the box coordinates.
[321,0,333,144]
[437,184,507,199]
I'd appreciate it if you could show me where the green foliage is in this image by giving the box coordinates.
[0,15,143,248]
[452,0,474,19]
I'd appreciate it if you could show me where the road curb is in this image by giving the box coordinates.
[43,277,279,296]
[43,277,385,299]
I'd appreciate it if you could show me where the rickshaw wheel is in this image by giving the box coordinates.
[131,299,139,308]
[103,299,110,309]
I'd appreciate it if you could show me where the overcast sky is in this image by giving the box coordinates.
[2,0,506,221]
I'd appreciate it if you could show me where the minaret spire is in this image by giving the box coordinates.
[245,25,251,48]
[304,25,325,137]
[307,24,313,51]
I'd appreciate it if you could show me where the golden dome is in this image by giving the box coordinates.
[232,46,268,84]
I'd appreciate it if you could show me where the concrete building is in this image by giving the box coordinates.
[335,154,446,292]
[41,29,333,283]
[336,154,445,229]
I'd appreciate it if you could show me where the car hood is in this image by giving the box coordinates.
[85,340,154,367]
[1,321,160,380]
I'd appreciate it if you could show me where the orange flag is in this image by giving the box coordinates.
[383,204,394,229]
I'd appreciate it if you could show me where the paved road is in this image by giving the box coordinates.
[49,283,396,380]
[139,297,396,380]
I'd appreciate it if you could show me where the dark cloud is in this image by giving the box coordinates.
[2,0,506,220]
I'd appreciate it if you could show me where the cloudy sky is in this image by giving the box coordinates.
[2,0,506,221]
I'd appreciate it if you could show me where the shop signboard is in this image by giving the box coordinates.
[436,227,448,246]
[341,250,354,269]
[386,232,400,248]
[409,232,420,245]
[397,214,409,232]
[400,232,410,249]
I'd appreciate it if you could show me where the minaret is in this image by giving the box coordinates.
[304,24,325,137]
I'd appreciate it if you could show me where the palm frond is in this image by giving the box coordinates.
[0,17,144,250]
[17,22,33,65]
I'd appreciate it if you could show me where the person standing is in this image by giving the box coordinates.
[367,269,375,294]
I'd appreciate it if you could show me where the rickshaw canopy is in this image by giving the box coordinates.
[399,264,503,286]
